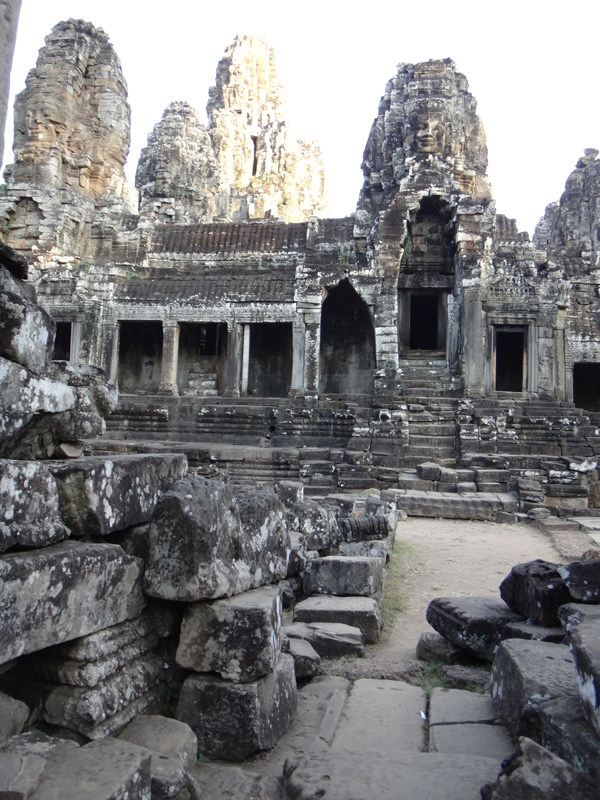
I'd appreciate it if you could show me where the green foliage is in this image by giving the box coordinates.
[0,183,7,197]
[402,233,412,262]
[23,702,44,734]
[336,247,350,265]
[420,661,447,697]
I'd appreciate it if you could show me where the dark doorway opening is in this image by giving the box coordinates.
[409,294,439,350]
[53,322,72,360]
[118,321,163,393]
[319,280,376,395]
[495,329,525,392]
[248,322,292,397]
[177,323,226,396]
[573,363,600,411]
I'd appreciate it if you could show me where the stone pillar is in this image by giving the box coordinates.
[304,312,320,398]
[224,323,242,397]
[0,0,21,163]
[159,320,180,395]
[241,324,251,395]
[289,318,305,396]
[102,321,120,384]
[462,288,484,396]
[70,321,82,363]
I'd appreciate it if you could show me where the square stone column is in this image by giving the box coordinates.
[159,320,180,395]
[101,321,120,384]
[304,313,320,398]
[289,318,306,396]
[241,324,251,396]
[224,323,242,397]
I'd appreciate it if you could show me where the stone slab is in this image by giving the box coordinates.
[0,542,145,665]
[293,596,382,643]
[0,751,46,798]
[286,637,321,679]
[145,478,290,602]
[381,489,517,521]
[282,622,364,658]
[426,596,523,660]
[429,688,498,725]
[30,737,152,800]
[49,454,188,536]
[331,679,426,753]
[303,555,385,597]
[176,585,282,682]
[500,620,565,643]
[0,459,69,553]
[283,749,503,800]
[557,601,600,633]
[0,289,54,374]
[537,696,600,781]
[176,653,297,761]
[416,631,469,665]
[338,537,393,560]
[490,639,579,739]
[429,723,514,759]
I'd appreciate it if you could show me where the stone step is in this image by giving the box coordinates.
[381,488,518,520]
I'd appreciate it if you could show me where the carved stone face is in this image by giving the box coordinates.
[415,114,446,155]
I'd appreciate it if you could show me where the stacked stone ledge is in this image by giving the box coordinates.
[420,554,600,788]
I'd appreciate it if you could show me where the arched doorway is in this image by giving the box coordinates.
[319,280,376,395]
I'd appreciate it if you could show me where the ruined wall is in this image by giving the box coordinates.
[0,0,21,163]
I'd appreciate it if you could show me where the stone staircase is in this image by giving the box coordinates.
[180,369,219,396]
[397,358,462,397]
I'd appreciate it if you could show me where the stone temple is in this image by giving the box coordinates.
[4,15,600,799]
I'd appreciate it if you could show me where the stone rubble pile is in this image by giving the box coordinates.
[423,554,600,793]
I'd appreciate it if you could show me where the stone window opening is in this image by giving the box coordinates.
[494,327,526,392]
[251,135,259,176]
[573,363,600,411]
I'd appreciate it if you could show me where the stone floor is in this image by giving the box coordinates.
[192,678,513,799]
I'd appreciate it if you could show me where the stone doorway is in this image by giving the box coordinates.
[494,328,526,392]
[246,322,292,398]
[177,323,226,396]
[319,280,375,395]
[573,363,600,411]
[117,321,163,393]
[52,322,72,360]
[399,291,447,355]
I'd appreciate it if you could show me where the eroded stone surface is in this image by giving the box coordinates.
[145,478,289,601]
[293,596,382,644]
[0,459,68,553]
[569,621,600,737]
[303,556,385,597]
[176,653,297,761]
[0,542,144,664]
[49,454,187,536]
[176,584,283,682]
[499,559,571,626]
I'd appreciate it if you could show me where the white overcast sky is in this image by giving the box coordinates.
[3,0,599,237]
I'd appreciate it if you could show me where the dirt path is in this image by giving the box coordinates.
[320,518,567,680]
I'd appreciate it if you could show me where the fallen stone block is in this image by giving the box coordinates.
[417,462,442,481]
[490,639,579,738]
[145,478,290,602]
[500,620,565,643]
[176,585,282,682]
[499,559,571,626]
[283,749,502,800]
[537,695,600,781]
[285,637,321,679]
[3,655,163,739]
[338,537,394,560]
[558,558,600,602]
[176,653,297,761]
[295,501,338,552]
[120,715,198,800]
[293,596,382,643]
[337,515,389,543]
[0,691,29,742]
[440,665,490,692]
[426,596,523,660]
[569,621,600,737]
[282,621,364,658]
[321,494,357,517]
[0,542,145,665]
[429,688,499,725]
[416,631,473,665]
[0,289,55,374]
[274,480,304,508]
[49,453,188,536]
[0,356,75,458]
[286,531,307,577]
[480,737,598,800]
[303,555,385,597]
[557,601,600,632]
[0,459,69,553]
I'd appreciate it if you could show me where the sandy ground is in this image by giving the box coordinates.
[320,518,568,680]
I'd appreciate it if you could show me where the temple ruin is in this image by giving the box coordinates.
[2,15,600,799]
